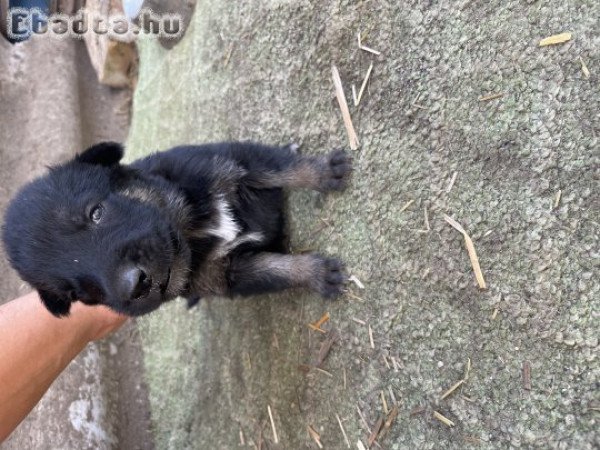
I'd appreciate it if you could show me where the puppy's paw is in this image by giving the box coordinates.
[320,149,352,192]
[312,256,345,299]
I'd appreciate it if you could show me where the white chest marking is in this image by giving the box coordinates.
[207,199,240,243]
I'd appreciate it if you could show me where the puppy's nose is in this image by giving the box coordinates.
[120,266,152,300]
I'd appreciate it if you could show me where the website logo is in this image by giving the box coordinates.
[7,8,183,41]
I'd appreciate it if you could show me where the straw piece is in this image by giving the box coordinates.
[349,275,365,289]
[464,357,472,380]
[336,414,351,448]
[223,42,235,67]
[554,190,562,209]
[352,317,366,325]
[356,406,371,433]
[399,199,415,213]
[307,425,323,449]
[308,312,330,333]
[368,324,375,349]
[314,367,333,377]
[357,32,382,55]
[378,405,399,441]
[332,65,360,149]
[267,405,279,443]
[357,440,367,450]
[446,172,458,193]
[580,57,590,79]
[356,63,374,106]
[367,416,384,447]
[433,410,455,427]
[315,330,338,368]
[381,390,389,414]
[388,386,397,405]
[360,45,381,56]
[386,406,399,428]
[308,323,327,333]
[440,379,465,400]
[352,84,359,106]
[539,32,572,46]
[444,215,487,289]
[346,291,365,301]
[479,92,504,101]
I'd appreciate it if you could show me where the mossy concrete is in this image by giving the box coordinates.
[126,1,599,448]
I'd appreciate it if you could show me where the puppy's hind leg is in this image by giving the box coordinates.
[227,252,345,299]
[245,147,352,193]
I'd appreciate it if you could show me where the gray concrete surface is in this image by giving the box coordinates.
[0,37,153,449]
[125,1,599,449]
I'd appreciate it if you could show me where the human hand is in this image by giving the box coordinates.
[68,301,128,342]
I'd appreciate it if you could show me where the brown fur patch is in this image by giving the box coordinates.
[248,158,324,190]
[247,253,319,286]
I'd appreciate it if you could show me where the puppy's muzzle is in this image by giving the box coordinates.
[118,265,152,300]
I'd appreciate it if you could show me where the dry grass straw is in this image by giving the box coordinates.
[380,391,389,414]
[539,32,572,46]
[479,92,504,101]
[308,312,330,333]
[357,32,381,55]
[446,172,458,193]
[336,414,351,448]
[580,57,590,79]
[356,405,371,433]
[399,199,415,213]
[332,65,360,149]
[433,410,455,427]
[315,330,338,368]
[444,215,487,289]
[368,324,375,349]
[368,416,384,447]
[441,358,471,400]
[307,425,323,449]
[356,63,374,106]
[349,275,365,289]
[554,190,562,209]
[267,405,278,443]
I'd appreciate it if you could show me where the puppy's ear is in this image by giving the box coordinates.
[38,289,72,317]
[76,142,124,167]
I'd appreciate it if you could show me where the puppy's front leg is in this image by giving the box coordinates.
[227,252,345,299]
[246,149,352,193]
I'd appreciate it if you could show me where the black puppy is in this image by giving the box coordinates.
[2,142,352,316]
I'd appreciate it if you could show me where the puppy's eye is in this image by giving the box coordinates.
[90,205,103,223]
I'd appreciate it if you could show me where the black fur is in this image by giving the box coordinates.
[2,141,352,317]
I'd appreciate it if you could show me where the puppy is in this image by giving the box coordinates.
[2,142,352,316]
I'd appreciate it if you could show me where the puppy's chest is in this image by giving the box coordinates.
[205,199,262,258]
[190,199,261,297]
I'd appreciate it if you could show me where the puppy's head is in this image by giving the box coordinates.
[2,142,191,317]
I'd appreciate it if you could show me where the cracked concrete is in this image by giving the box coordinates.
[126,1,598,449]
